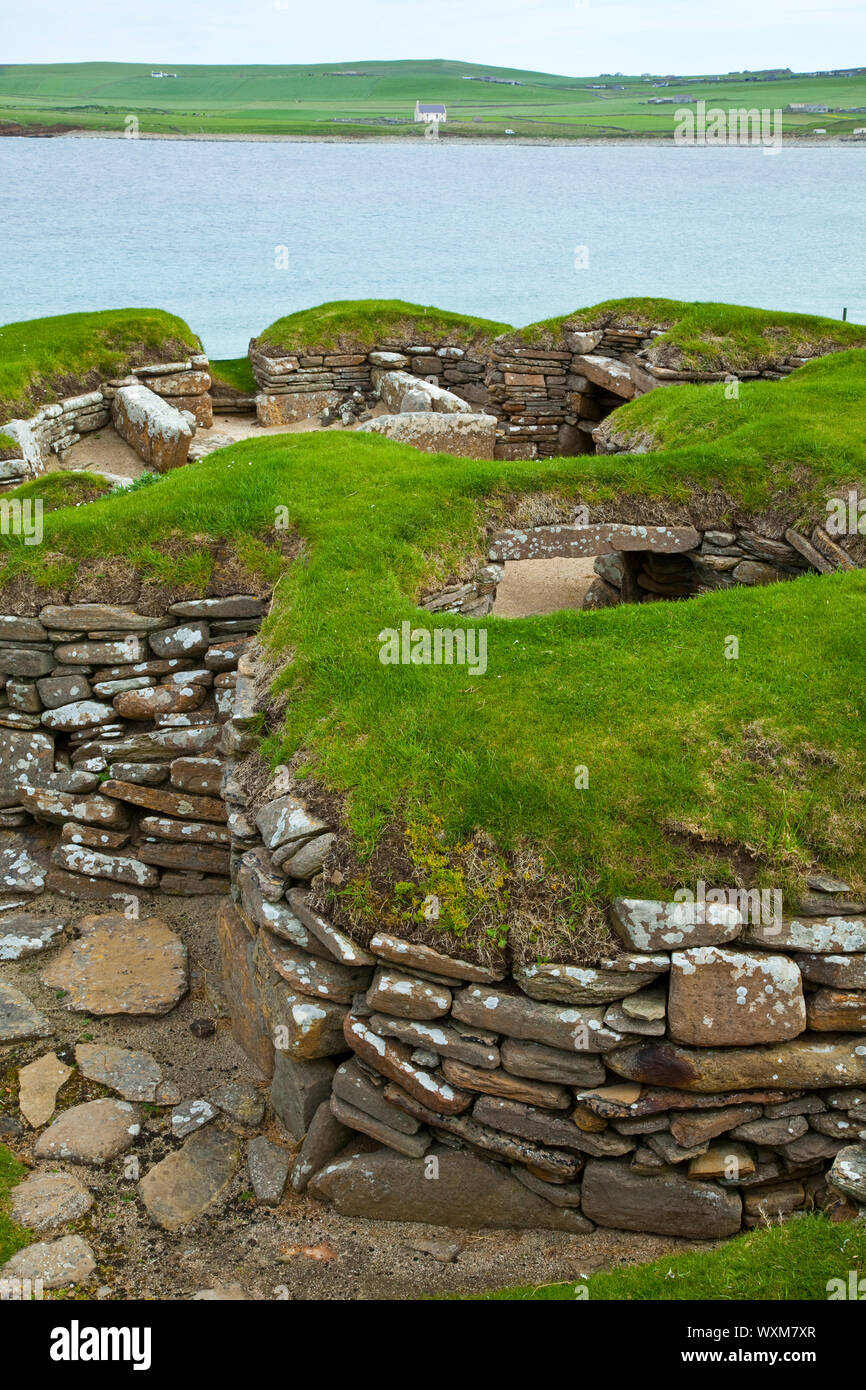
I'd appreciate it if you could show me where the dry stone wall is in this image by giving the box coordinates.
[1,571,864,1239]
[0,596,265,900]
[218,778,866,1236]
[419,520,857,618]
[249,321,826,464]
[0,356,214,485]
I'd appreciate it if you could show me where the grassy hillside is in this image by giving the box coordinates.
[1,60,865,139]
[0,301,863,960]
[0,308,200,420]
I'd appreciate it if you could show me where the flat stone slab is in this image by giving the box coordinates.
[18,1051,71,1127]
[309,1145,591,1232]
[171,1098,217,1137]
[331,1093,431,1159]
[42,913,188,1015]
[489,523,700,562]
[745,916,866,954]
[0,833,51,894]
[827,1143,866,1204]
[500,1037,606,1086]
[514,960,659,1005]
[18,785,129,829]
[287,888,375,966]
[610,898,743,952]
[114,684,206,719]
[138,1129,240,1231]
[39,604,166,633]
[0,728,53,807]
[573,353,637,398]
[1,1234,96,1289]
[209,1080,265,1128]
[795,953,866,990]
[344,1014,471,1115]
[0,913,66,960]
[367,967,452,1020]
[333,1057,421,1135]
[668,946,806,1046]
[440,1057,571,1110]
[369,1013,501,1070]
[112,383,193,472]
[357,411,497,460]
[606,1035,866,1093]
[100,778,226,823]
[170,596,267,620]
[368,930,504,983]
[74,1044,179,1103]
[259,928,371,1003]
[452,983,626,1052]
[0,981,53,1042]
[247,1136,289,1206]
[581,1158,742,1238]
[35,1098,141,1165]
[41,699,116,732]
[10,1171,93,1231]
[806,989,866,1031]
[52,843,159,888]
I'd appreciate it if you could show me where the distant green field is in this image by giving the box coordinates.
[1,59,865,139]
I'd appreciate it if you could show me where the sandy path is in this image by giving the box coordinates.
[49,409,371,483]
[493,557,596,617]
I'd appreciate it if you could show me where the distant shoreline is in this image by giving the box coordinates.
[33,129,866,149]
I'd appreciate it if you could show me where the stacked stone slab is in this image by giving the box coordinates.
[0,355,213,483]
[251,347,372,425]
[214,772,866,1235]
[419,521,852,618]
[0,596,266,897]
[250,319,834,464]
[249,339,494,428]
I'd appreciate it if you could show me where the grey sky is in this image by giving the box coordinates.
[5,0,864,73]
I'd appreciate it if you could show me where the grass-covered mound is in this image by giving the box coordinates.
[597,348,866,495]
[453,1213,866,1301]
[257,295,864,376]
[256,299,512,354]
[0,339,863,961]
[0,308,201,421]
[2,470,116,512]
[523,297,866,372]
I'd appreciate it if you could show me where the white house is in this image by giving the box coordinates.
[415,102,446,123]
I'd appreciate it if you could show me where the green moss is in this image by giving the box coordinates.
[0,1144,32,1266]
[0,308,201,420]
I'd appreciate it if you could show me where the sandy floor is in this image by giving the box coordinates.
[493,557,596,618]
[1,885,708,1302]
[53,407,388,483]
